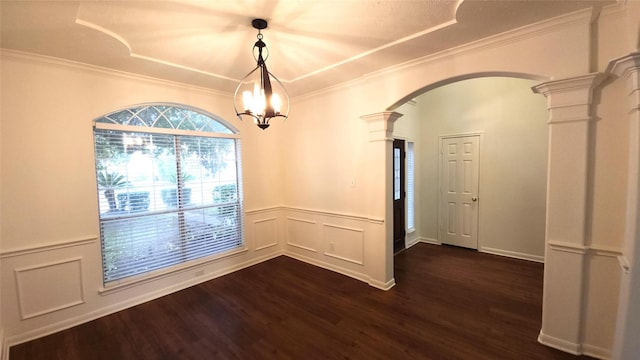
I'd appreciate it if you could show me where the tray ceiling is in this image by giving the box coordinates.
[0,0,612,96]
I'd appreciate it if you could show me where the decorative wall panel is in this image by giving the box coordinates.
[15,257,85,319]
[323,224,364,265]
[254,217,278,250]
[286,217,318,252]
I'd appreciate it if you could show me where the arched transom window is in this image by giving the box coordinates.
[93,104,242,284]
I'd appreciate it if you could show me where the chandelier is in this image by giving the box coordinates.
[234,18,290,130]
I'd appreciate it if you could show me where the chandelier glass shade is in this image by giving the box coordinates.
[233,19,289,130]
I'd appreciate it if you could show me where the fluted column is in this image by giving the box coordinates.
[532,73,605,353]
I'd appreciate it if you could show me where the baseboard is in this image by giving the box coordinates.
[284,251,391,289]
[582,344,611,360]
[480,246,544,263]
[538,331,611,359]
[420,237,441,245]
[368,277,396,291]
[417,241,544,264]
[538,331,581,355]
[406,237,421,248]
[3,251,282,352]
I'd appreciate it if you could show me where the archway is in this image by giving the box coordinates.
[388,72,548,112]
[390,75,549,262]
[372,72,606,355]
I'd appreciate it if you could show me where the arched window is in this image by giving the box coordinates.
[93,104,242,284]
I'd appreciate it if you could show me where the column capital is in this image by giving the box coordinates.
[532,73,606,124]
[608,52,640,114]
[360,111,403,142]
[608,52,640,81]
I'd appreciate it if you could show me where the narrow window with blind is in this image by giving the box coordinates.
[407,142,415,231]
[93,104,243,285]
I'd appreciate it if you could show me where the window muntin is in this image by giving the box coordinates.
[93,104,242,284]
[95,104,233,134]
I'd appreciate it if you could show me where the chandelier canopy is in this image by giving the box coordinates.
[233,18,290,130]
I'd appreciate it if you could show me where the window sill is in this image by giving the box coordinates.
[98,246,249,295]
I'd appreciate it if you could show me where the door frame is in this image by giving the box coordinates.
[437,132,483,249]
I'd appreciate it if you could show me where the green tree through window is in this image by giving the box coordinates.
[93,104,243,284]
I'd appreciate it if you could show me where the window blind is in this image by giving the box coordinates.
[407,142,415,230]
[94,124,242,284]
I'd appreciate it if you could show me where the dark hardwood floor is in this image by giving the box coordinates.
[11,243,594,359]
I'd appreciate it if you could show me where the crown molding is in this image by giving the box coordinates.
[366,7,594,82]
[0,49,231,98]
[295,7,593,102]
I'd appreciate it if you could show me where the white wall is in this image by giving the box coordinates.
[0,52,286,351]
[415,77,548,261]
[278,86,395,289]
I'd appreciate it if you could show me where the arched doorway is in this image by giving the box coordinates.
[371,72,609,355]
[391,75,549,262]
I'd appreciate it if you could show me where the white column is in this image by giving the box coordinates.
[360,111,403,290]
[532,73,605,354]
[609,52,640,360]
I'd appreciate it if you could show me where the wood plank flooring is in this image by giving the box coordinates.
[10,243,594,359]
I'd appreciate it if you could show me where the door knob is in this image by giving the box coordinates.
[472,197,477,202]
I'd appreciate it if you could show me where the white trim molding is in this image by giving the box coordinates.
[0,237,97,259]
[419,237,441,245]
[361,111,403,143]
[15,257,85,320]
[618,256,630,274]
[480,247,545,263]
[538,332,581,355]
[547,240,588,255]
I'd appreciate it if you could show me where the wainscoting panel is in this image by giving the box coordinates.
[2,206,383,355]
[539,241,622,357]
[253,217,278,251]
[281,207,382,288]
[286,217,318,252]
[538,242,586,355]
[581,248,622,359]
[323,223,364,265]
[15,258,85,319]
[1,218,284,355]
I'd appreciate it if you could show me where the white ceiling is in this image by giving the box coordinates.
[0,0,612,97]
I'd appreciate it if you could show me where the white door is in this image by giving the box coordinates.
[439,135,480,249]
